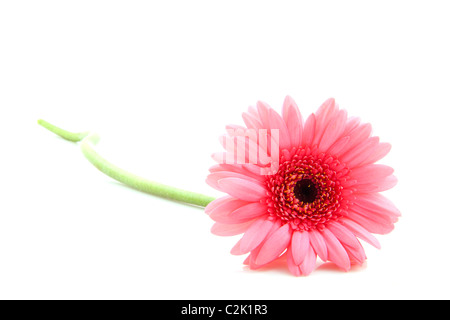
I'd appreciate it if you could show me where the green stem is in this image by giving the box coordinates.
[37,119,90,142]
[38,119,215,208]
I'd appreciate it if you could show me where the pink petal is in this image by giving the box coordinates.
[244,219,282,268]
[357,142,391,167]
[255,223,292,265]
[205,196,233,215]
[208,198,250,224]
[245,251,263,270]
[211,152,225,164]
[282,95,303,148]
[241,163,267,178]
[308,229,328,261]
[337,123,372,157]
[217,177,267,202]
[209,164,266,183]
[256,101,271,128]
[346,208,395,234]
[230,202,268,222]
[239,217,275,253]
[343,241,366,265]
[287,245,316,277]
[350,202,394,224]
[312,98,337,145]
[299,245,317,276]
[318,109,348,152]
[247,105,259,118]
[340,136,378,165]
[321,228,351,271]
[326,136,350,156]
[354,175,398,193]
[350,164,394,185]
[211,220,255,236]
[291,231,310,265]
[211,162,256,179]
[344,137,380,168]
[315,98,336,126]
[327,221,362,249]
[302,113,316,146]
[230,239,244,255]
[226,124,245,131]
[268,108,291,150]
[208,164,223,173]
[355,193,401,220]
[315,98,335,115]
[340,218,381,249]
[243,254,251,265]
[342,116,361,136]
[286,248,302,276]
[242,112,263,130]
[206,171,263,190]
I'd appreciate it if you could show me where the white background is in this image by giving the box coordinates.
[1,0,449,299]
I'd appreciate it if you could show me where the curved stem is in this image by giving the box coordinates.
[38,119,215,208]
[37,119,89,142]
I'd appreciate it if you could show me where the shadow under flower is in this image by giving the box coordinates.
[241,255,368,277]
[315,261,368,274]
[241,255,293,277]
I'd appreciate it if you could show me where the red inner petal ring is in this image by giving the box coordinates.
[265,147,351,231]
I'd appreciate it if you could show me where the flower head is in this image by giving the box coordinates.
[206,96,399,276]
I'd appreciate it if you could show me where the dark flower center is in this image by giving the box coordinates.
[265,148,350,231]
[293,179,318,203]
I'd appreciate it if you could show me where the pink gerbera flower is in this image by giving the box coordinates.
[205,96,400,276]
